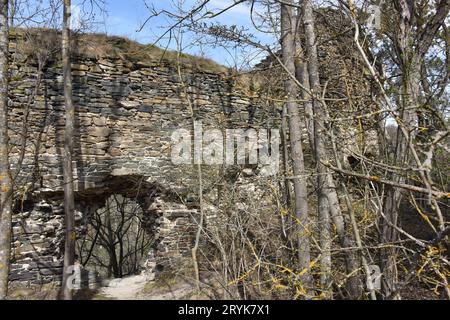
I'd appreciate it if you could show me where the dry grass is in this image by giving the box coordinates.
[7,283,59,300]
[11,28,228,74]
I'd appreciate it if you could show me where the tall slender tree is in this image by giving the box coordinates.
[280,0,312,293]
[381,0,450,299]
[301,0,360,298]
[61,0,76,300]
[0,0,11,300]
[301,0,331,296]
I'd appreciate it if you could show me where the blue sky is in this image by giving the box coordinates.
[71,0,277,67]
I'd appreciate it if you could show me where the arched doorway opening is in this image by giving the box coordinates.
[76,194,154,278]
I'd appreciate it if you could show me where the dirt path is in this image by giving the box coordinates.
[97,274,200,300]
[99,275,149,300]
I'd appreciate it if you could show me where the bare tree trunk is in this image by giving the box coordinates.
[301,0,332,297]
[382,4,419,299]
[281,0,312,293]
[381,65,422,299]
[381,0,449,298]
[294,47,314,153]
[281,104,292,240]
[381,47,421,301]
[344,0,449,298]
[301,0,361,299]
[61,0,76,300]
[0,0,11,300]
[296,62,315,152]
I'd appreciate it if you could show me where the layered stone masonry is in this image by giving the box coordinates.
[7,35,268,285]
[7,28,377,286]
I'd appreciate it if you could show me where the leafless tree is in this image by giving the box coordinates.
[0,0,11,300]
[60,0,76,301]
[280,0,312,294]
[300,0,361,299]
[77,195,153,278]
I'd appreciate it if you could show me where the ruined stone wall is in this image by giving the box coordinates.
[7,33,270,285]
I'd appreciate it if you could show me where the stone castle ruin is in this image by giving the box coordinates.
[7,20,377,287]
[7,30,271,285]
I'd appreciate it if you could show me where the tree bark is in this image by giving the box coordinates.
[302,0,332,297]
[0,0,11,300]
[61,0,76,300]
[280,0,312,293]
[294,25,315,154]
[281,104,292,240]
[295,58,315,153]
[302,0,361,299]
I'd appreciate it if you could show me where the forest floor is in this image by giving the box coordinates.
[7,272,225,300]
[95,274,210,300]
